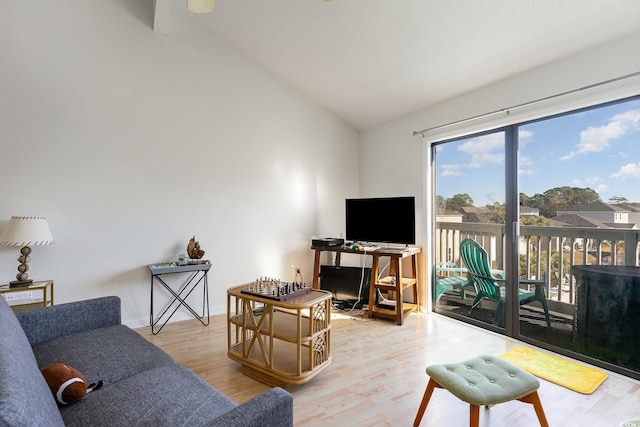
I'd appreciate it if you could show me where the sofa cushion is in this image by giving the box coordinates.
[0,297,64,427]
[16,296,122,346]
[32,325,174,386]
[60,364,237,427]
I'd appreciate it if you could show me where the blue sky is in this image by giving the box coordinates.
[436,97,640,206]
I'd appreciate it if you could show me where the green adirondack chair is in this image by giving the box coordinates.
[459,238,550,327]
[434,261,472,305]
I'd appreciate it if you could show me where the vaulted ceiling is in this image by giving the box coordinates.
[163,1,640,130]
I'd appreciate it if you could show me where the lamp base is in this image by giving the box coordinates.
[9,279,33,288]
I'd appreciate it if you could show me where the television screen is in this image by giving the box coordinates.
[345,196,415,245]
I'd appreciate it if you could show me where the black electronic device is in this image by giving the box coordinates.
[345,196,415,245]
[311,237,345,247]
[320,265,370,308]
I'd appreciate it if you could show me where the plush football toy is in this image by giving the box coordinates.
[41,363,103,405]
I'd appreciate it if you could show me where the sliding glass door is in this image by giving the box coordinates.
[517,98,640,377]
[431,95,640,379]
[433,130,509,330]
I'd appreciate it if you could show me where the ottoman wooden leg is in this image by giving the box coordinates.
[413,379,440,427]
[469,405,480,427]
[519,391,549,427]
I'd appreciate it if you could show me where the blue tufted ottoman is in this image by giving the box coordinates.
[413,355,548,427]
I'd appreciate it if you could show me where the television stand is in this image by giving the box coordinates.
[311,245,421,325]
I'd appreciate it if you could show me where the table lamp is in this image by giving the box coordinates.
[0,216,54,287]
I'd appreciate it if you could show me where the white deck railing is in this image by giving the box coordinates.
[436,222,640,306]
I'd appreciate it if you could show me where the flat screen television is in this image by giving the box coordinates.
[345,196,415,245]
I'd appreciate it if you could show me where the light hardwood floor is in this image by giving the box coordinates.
[136,309,640,426]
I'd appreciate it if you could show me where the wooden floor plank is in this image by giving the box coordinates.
[136,309,640,426]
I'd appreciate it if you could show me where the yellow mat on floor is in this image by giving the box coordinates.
[499,346,608,394]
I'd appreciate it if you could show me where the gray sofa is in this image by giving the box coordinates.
[0,295,293,426]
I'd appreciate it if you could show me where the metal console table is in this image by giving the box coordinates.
[148,261,212,334]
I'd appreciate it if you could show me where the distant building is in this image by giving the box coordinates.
[617,204,640,225]
[556,201,630,224]
[550,214,609,228]
[550,208,638,256]
[520,206,540,216]
[458,205,538,223]
[459,206,492,223]
[435,207,463,223]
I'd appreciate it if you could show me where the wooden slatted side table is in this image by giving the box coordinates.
[227,283,332,386]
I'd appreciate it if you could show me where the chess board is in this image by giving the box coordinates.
[241,281,312,301]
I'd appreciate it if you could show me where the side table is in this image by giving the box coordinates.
[149,262,212,334]
[227,283,332,386]
[0,280,54,312]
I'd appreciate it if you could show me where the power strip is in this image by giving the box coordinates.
[2,291,33,301]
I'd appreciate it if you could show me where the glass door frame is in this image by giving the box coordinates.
[427,94,640,380]
[429,127,515,333]
[429,123,546,337]
[503,124,520,337]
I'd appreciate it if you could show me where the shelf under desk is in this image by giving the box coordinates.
[310,245,421,325]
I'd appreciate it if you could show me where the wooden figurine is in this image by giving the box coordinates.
[187,236,205,259]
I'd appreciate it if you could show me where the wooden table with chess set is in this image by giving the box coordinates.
[227,278,332,386]
[240,277,313,301]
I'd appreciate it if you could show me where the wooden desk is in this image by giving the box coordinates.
[311,245,421,325]
[311,244,371,289]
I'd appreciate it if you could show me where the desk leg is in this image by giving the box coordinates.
[312,250,321,289]
[394,258,403,325]
[368,255,380,318]
[411,254,419,310]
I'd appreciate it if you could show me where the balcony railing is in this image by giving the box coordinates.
[435,221,640,306]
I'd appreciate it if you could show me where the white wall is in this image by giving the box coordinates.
[360,30,640,307]
[0,0,359,326]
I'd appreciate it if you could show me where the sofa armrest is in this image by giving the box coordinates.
[16,296,122,346]
[205,387,293,427]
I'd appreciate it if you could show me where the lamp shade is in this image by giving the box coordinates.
[0,216,54,246]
